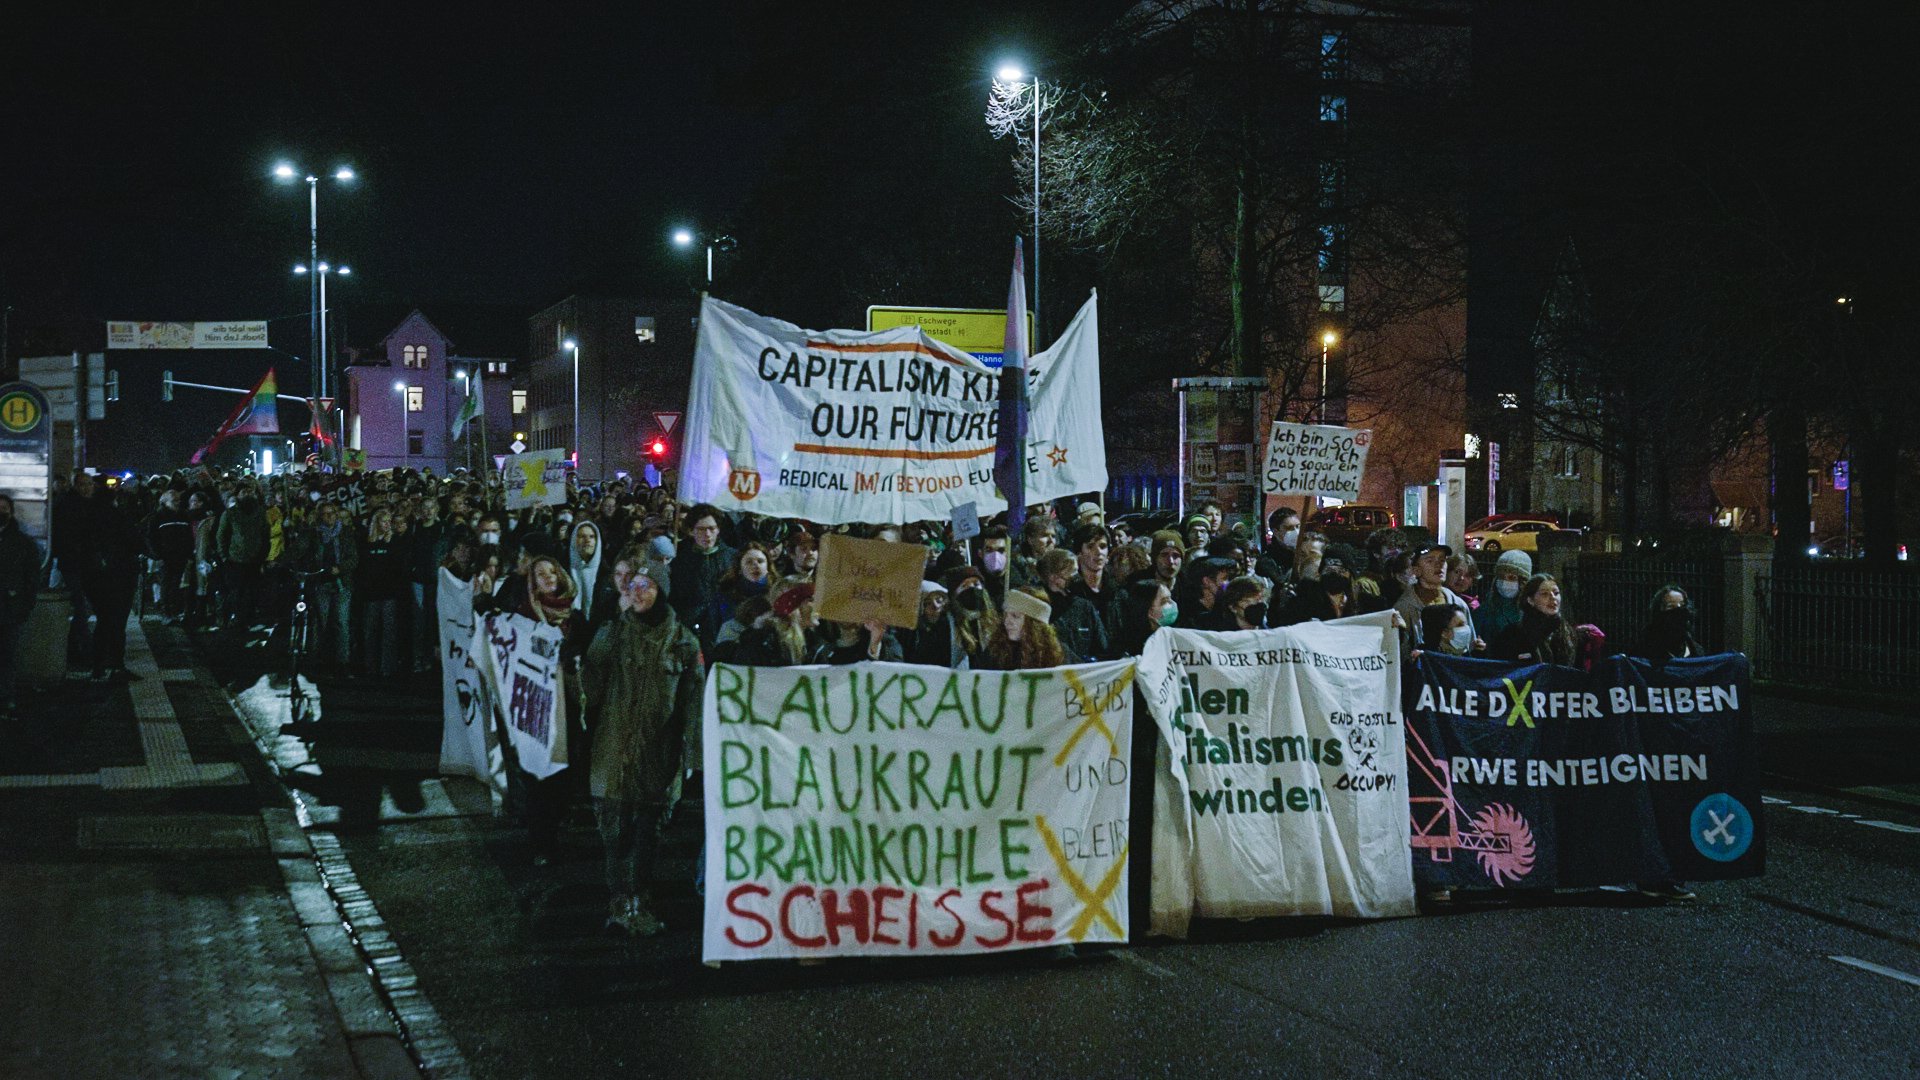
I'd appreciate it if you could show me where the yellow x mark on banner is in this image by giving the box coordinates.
[1056,667,1133,767]
[1502,677,1535,728]
[518,458,550,498]
[1035,814,1128,942]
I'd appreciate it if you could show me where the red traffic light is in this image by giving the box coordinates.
[649,438,667,457]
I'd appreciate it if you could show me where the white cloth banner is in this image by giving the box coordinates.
[681,294,1108,524]
[1138,613,1415,936]
[701,659,1135,962]
[105,320,270,349]
[1263,421,1372,500]
[471,611,568,780]
[436,569,501,793]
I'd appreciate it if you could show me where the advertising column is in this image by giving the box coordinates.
[1174,377,1266,538]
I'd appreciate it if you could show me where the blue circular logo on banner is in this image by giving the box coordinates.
[1691,793,1753,862]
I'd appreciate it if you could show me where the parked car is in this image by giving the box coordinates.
[1304,505,1399,547]
[1465,519,1561,553]
[1466,511,1565,533]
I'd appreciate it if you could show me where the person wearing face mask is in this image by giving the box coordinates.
[1278,566,1354,625]
[975,525,1012,606]
[925,564,996,667]
[1475,550,1533,642]
[1637,584,1703,662]
[1223,577,1271,632]
[1418,604,1477,657]
[1112,576,1176,657]
[475,514,506,550]
[1489,573,1591,666]
[1256,507,1302,589]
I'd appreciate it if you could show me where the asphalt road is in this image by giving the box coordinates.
[213,642,1920,1080]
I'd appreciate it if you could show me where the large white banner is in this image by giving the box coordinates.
[436,569,501,793]
[702,659,1135,962]
[1138,614,1415,936]
[472,612,567,780]
[681,294,1108,524]
[105,320,269,349]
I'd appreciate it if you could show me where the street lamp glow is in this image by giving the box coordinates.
[333,166,355,182]
[563,339,578,352]
[1322,330,1338,346]
[273,162,297,180]
[997,64,1025,83]
[293,264,309,275]
[336,266,351,276]
[393,381,406,392]
[316,262,329,273]
[671,229,694,248]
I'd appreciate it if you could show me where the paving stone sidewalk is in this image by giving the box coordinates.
[0,615,417,1080]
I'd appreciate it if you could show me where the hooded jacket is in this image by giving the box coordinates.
[584,602,703,802]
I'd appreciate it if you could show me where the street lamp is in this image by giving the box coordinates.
[293,263,350,422]
[564,339,580,473]
[455,368,473,473]
[393,380,409,470]
[670,228,735,288]
[273,160,355,405]
[991,63,1043,342]
[1319,330,1338,422]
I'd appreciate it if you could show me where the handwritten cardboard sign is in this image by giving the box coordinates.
[503,448,569,509]
[1263,422,1371,500]
[814,533,928,629]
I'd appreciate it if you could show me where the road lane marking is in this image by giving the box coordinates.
[1761,794,1920,837]
[1829,955,1920,989]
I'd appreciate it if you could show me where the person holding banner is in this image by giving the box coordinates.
[1393,542,1480,651]
[1489,573,1591,667]
[1638,584,1704,661]
[497,554,589,866]
[584,567,703,937]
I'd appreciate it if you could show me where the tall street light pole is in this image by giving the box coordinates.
[564,339,580,474]
[995,65,1042,344]
[671,228,736,293]
[274,163,354,405]
[294,262,350,466]
[393,381,409,471]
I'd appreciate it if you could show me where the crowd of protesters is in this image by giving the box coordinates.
[16,466,1712,928]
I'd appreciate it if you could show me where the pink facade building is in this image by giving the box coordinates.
[345,310,520,474]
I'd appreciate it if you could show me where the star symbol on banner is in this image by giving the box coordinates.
[1047,445,1070,468]
[519,458,549,498]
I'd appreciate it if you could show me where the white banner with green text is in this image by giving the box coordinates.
[701,659,1135,962]
[1138,614,1415,936]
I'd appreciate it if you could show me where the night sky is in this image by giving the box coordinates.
[5,4,1916,387]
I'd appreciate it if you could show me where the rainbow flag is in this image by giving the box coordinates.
[190,368,280,464]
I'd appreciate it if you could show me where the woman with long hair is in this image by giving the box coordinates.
[1489,573,1589,666]
[980,587,1069,669]
[734,576,821,667]
[1112,576,1175,657]
[699,542,772,655]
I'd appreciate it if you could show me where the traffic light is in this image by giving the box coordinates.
[649,437,668,458]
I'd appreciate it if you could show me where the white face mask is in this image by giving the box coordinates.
[479,531,501,545]
[1281,528,1300,548]
[1449,625,1474,652]
[1496,579,1521,599]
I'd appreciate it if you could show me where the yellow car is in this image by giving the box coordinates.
[1464,519,1559,553]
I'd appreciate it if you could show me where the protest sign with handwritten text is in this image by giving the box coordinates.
[1263,421,1371,500]
[701,659,1135,962]
[814,533,929,630]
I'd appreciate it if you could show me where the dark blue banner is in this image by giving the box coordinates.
[1407,653,1764,889]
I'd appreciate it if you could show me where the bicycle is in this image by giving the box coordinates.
[283,567,332,732]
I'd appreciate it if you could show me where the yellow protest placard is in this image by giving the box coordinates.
[813,533,928,630]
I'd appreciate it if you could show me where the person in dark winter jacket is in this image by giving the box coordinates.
[146,490,196,623]
[1036,548,1108,661]
[1637,583,1704,662]
[584,566,703,936]
[356,508,411,677]
[86,489,147,682]
[669,504,735,637]
[0,494,44,718]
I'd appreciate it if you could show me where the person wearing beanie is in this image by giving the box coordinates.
[1477,549,1533,642]
[1146,530,1185,593]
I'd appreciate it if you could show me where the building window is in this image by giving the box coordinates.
[512,389,528,415]
[1560,445,1581,478]
[486,361,508,375]
[1317,222,1346,274]
[407,385,424,412]
[403,344,427,369]
[635,316,656,343]
[1320,32,1347,76]
[408,432,425,456]
[1319,95,1346,123]
[1498,392,1520,410]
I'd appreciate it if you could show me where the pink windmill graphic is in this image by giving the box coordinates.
[1407,723,1538,884]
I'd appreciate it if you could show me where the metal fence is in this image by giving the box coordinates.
[1565,554,1724,654]
[1756,564,1920,692]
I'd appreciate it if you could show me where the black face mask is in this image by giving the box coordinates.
[955,587,987,613]
[1242,602,1268,627]
[1322,574,1351,596]
[1656,607,1692,634]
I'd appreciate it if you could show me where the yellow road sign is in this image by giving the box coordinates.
[866,306,1034,362]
